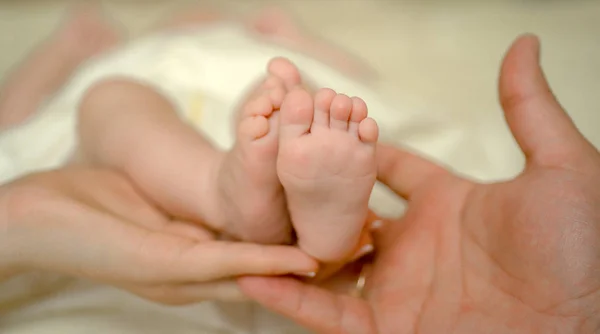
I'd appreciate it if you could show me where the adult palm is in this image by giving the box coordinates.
[239,35,600,333]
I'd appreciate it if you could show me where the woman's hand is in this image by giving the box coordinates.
[0,166,317,305]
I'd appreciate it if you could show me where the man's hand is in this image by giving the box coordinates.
[238,35,600,333]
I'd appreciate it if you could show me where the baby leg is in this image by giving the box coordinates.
[77,59,301,245]
[77,79,226,232]
[0,5,119,129]
[277,87,379,262]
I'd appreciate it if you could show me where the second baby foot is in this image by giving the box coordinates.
[217,60,301,244]
[277,87,379,262]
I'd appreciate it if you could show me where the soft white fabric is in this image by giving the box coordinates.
[0,23,522,333]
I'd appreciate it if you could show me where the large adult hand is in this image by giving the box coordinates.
[238,35,600,333]
[0,167,317,305]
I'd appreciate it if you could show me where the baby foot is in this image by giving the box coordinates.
[277,88,379,262]
[217,59,302,244]
[56,5,120,62]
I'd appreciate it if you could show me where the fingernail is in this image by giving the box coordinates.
[293,271,316,278]
[370,220,384,230]
[352,244,374,261]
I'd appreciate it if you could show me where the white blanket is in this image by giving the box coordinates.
[0,23,523,333]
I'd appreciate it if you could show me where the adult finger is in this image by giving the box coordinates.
[238,276,376,334]
[16,204,318,284]
[499,34,597,169]
[126,280,247,305]
[376,143,449,200]
[141,239,320,282]
[117,227,319,283]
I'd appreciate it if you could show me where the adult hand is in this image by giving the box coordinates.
[239,35,600,333]
[0,167,317,305]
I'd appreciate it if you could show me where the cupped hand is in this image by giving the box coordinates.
[238,35,600,333]
[0,166,317,305]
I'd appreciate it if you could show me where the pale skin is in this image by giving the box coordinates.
[239,35,600,334]
[0,4,377,291]
[73,7,380,263]
[0,11,323,300]
[278,87,378,261]
[77,59,378,263]
[76,61,297,245]
[156,5,379,260]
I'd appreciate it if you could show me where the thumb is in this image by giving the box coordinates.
[238,276,375,334]
[499,34,596,169]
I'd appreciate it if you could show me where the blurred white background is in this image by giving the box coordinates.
[0,0,598,149]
